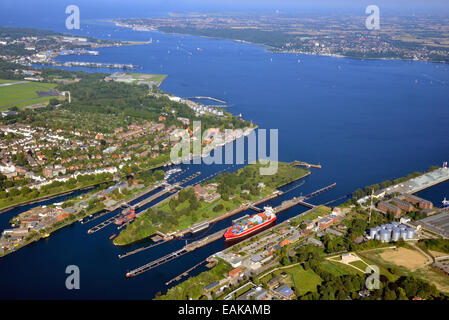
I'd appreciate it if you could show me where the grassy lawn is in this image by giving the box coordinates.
[321,261,355,276]
[0,80,58,109]
[348,259,370,271]
[0,79,21,84]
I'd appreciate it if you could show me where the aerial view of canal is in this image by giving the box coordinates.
[1,7,449,299]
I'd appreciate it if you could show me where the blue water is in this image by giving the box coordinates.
[1,6,449,299]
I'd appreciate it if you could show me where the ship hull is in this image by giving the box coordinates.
[224,216,276,241]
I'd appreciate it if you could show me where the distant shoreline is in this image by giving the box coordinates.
[110,20,449,65]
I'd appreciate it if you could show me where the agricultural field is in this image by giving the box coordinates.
[0,80,59,109]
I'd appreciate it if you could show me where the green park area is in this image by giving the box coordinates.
[0,79,59,109]
[113,161,309,245]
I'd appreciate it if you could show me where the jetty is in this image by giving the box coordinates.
[291,160,322,169]
[118,240,168,259]
[125,229,226,278]
[187,96,226,104]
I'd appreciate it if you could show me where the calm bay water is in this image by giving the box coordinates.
[0,12,449,298]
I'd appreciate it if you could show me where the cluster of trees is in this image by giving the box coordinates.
[132,168,164,186]
[419,239,449,254]
[57,74,248,134]
[0,59,24,80]
[168,187,200,217]
[0,172,112,204]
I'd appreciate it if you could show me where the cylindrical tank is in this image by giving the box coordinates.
[406,228,415,239]
[392,228,401,242]
[391,221,399,226]
[400,229,408,240]
[380,229,390,242]
[369,228,377,239]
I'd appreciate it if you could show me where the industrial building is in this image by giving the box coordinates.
[416,212,449,237]
[369,223,415,242]
[402,194,434,209]
[377,201,402,217]
[392,198,415,212]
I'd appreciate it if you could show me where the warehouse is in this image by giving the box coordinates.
[377,201,402,217]
[392,198,415,212]
[416,212,449,237]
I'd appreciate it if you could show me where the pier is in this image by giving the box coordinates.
[187,96,227,104]
[104,182,165,212]
[291,160,322,169]
[126,229,226,278]
[274,183,336,212]
[118,240,168,259]
[87,211,124,234]
[165,260,207,286]
[126,248,188,278]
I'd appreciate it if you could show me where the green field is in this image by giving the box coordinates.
[0,79,21,84]
[321,261,359,276]
[0,80,59,109]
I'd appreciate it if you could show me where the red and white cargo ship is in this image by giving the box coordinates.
[224,206,276,241]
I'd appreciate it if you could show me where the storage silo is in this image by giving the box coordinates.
[369,228,377,239]
[380,229,390,242]
[392,228,401,242]
[406,228,415,239]
[391,221,399,227]
[400,229,408,240]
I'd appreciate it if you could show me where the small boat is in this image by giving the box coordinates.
[109,234,116,240]
[443,198,449,206]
